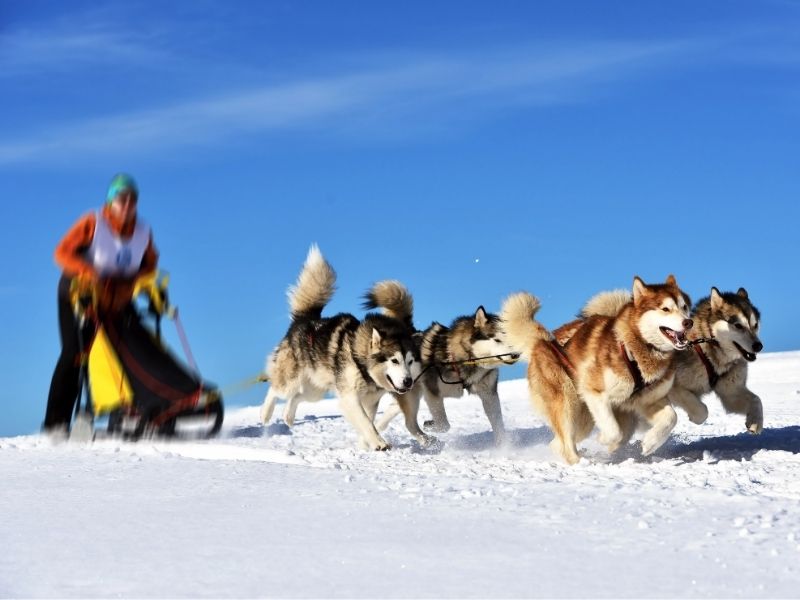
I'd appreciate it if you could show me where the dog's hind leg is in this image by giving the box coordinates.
[260,386,280,424]
[283,386,325,427]
[638,397,678,456]
[547,396,582,465]
[423,392,451,433]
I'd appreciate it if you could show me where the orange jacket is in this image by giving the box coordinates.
[55,206,159,313]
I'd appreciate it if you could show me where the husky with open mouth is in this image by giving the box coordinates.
[259,245,432,450]
[502,276,693,464]
[668,287,764,433]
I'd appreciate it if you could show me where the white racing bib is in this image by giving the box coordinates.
[87,212,151,277]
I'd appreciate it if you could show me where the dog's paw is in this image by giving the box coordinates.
[598,429,624,452]
[641,430,670,456]
[423,419,450,433]
[686,402,709,425]
[417,433,439,448]
[746,416,763,434]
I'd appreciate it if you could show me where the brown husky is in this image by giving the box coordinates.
[502,276,693,464]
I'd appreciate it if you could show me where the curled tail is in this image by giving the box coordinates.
[362,280,414,328]
[580,289,631,318]
[500,292,551,360]
[288,244,337,320]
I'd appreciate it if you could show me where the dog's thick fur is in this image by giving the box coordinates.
[668,287,764,433]
[259,245,432,450]
[502,276,693,464]
[375,307,519,444]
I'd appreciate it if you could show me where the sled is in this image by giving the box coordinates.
[70,272,224,441]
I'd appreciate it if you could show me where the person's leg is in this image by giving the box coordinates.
[44,277,84,430]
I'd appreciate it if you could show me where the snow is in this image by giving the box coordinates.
[2,352,800,598]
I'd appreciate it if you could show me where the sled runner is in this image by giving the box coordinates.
[70,272,224,441]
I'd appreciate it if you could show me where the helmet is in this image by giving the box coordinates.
[106,173,139,203]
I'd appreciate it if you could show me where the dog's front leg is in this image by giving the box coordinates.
[339,393,390,451]
[637,396,678,456]
[396,387,436,447]
[582,391,624,452]
[716,370,763,433]
[668,386,709,425]
[374,399,403,433]
[476,380,506,444]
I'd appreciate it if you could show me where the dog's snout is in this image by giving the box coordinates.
[402,377,413,389]
[753,341,763,353]
[682,318,694,330]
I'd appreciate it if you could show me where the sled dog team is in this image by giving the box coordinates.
[260,245,764,464]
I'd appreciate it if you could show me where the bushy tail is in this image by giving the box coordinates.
[363,280,414,328]
[500,292,551,360]
[580,289,631,318]
[288,244,337,320]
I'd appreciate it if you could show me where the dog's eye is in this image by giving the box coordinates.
[493,338,502,343]
[391,358,400,365]
[661,307,670,313]
[735,323,744,330]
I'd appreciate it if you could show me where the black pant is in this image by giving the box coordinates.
[44,276,96,429]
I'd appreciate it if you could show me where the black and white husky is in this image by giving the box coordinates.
[259,245,433,450]
[668,287,764,433]
[375,306,519,444]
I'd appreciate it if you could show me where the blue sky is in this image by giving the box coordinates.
[1,1,799,436]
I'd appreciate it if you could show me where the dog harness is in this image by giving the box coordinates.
[692,344,720,389]
[619,343,647,394]
[547,339,577,377]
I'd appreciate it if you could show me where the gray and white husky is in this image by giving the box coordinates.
[668,287,764,433]
[259,245,433,450]
[375,306,519,444]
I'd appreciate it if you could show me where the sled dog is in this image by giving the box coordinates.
[668,287,763,433]
[576,287,764,433]
[502,276,693,465]
[259,245,431,450]
[375,307,520,444]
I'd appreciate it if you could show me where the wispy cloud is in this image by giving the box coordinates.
[0,25,169,74]
[0,38,715,165]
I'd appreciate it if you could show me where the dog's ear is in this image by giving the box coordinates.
[737,287,749,299]
[371,328,382,351]
[632,276,647,303]
[665,274,678,287]
[710,287,723,310]
[474,306,488,329]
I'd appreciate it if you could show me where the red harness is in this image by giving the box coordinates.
[693,344,720,389]
[620,343,646,393]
